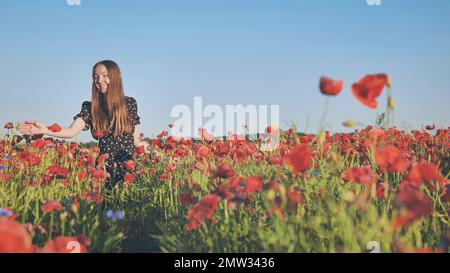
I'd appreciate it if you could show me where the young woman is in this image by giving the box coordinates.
[17,60,151,187]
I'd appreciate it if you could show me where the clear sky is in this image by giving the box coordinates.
[1,0,449,142]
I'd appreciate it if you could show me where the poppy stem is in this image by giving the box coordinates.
[319,97,330,134]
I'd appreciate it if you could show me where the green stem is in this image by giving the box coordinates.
[319,97,330,134]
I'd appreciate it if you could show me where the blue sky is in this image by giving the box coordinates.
[1,0,449,142]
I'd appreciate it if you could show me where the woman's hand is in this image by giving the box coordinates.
[17,120,49,136]
[142,142,163,160]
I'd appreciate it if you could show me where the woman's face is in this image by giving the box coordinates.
[93,64,110,94]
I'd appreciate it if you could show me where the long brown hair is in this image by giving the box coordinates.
[91,60,133,137]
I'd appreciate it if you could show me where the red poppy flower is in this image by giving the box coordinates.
[287,188,303,210]
[198,128,214,142]
[405,162,446,185]
[0,219,33,253]
[157,130,168,139]
[180,191,196,205]
[18,151,41,167]
[135,146,146,155]
[184,194,220,232]
[123,160,136,171]
[96,153,110,167]
[38,236,87,253]
[319,76,343,96]
[31,139,52,149]
[0,174,11,182]
[196,145,211,158]
[375,146,409,173]
[160,172,170,180]
[46,165,70,179]
[212,163,236,179]
[123,173,135,184]
[425,124,435,130]
[343,166,377,186]
[47,123,62,133]
[351,74,390,109]
[41,200,63,213]
[285,144,312,174]
[245,176,263,194]
[166,164,176,172]
[392,189,432,230]
[376,183,386,200]
[77,171,88,182]
[93,131,105,139]
[4,122,14,129]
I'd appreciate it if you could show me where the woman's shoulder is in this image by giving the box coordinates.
[125,96,137,104]
[81,100,92,107]
[125,96,138,108]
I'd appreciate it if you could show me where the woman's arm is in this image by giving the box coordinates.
[133,125,163,159]
[17,118,86,139]
[133,125,148,147]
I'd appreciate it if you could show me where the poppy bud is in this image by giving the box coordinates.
[388,96,396,110]
[342,120,358,127]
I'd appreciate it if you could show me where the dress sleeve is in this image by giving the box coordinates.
[73,101,92,131]
[127,97,141,127]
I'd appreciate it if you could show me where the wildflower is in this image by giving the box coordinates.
[135,145,146,155]
[196,145,211,158]
[285,144,312,174]
[392,189,432,230]
[18,151,41,167]
[106,210,124,220]
[212,163,236,179]
[245,176,263,195]
[352,73,390,109]
[37,236,88,253]
[375,146,409,173]
[319,76,343,96]
[376,183,386,200]
[157,130,168,139]
[184,194,220,232]
[93,131,105,139]
[0,174,11,182]
[123,173,135,184]
[160,173,170,180]
[287,188,303,210]
[96,153,110,167]
[166,164,176,172]
[425,124,435,131]
[180,191,196,205]
[405,162,446,186]
[0,165,7,170]
[0,219,33,253]
[47,123,62,133]
[343,166,377,186]
[0,208,13,217]
[123,160,136,171]
[41,200,63,213]
[4,122,14,129]
[46,164,70,179]
[198,128,214,142]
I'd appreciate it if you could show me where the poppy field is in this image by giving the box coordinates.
[0,74,449,253]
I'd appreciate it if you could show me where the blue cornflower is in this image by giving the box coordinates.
[3,155,12,159]
[0,165,8,170]
[312,172,321,178]
[106,210,124,220]
[0,208,13,217]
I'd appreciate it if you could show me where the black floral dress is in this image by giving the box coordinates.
[73,96,141,186]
